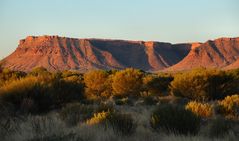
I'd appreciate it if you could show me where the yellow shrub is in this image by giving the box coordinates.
[112,68,143,97]
[84,70,112,100]
[185,101,213,118]
[86,111,109,125]
[218,94,239,118]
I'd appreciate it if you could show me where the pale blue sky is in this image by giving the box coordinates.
[0,0,239,58]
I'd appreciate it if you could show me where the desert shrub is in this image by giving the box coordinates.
[0,101,21,139]
[150,104,201,135]
[0,75,84,114]
[218,94,239,119]
[143,74,173,95]
[142,96,158,105]
[170,68,239,101]
[107,112,136,136]
[49,78,84,106]
[84,70,112,100]
[59,103,94,126]
[115,97,131,105]
[112,68,143,97]
[29,67,51,76]
[95,103,114,113]
[0,76,53,113]
[207,117,234,138]
[86,111,136,136]
[185,101,213,118]
[86,111,110,125]
[0,68,26,87]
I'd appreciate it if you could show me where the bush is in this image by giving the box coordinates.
[218,94,239,119]
[0,68,26,87]
[185,101,213,118]
[170,68,239,101]
[143,74,173,95]
[84,70,112,100]
[207,117,233,138]
[29,67,51,76]
[150,104,201,135]
[59,103,94,126]
[86,111,136,136]
[86,111,110,125]
[0,75,84,114]
[107,112,136,136]
[0,76,52,113]
[112,68,143,97]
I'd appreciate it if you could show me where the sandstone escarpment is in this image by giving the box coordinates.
[2,35,191,72]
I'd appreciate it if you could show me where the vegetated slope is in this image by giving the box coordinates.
[1,35,192,72]
[167,37,239,71]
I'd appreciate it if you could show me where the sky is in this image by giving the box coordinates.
[0,0,239,59]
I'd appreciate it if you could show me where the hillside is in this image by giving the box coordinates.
[1,35,192,72]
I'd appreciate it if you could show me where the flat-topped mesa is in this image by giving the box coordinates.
[2,35,193,72]
[3,35,239,72]
[215,37,239,42]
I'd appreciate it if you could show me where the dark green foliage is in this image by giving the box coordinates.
[150,104,201,135]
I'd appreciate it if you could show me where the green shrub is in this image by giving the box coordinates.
[170,68,239,101]
[150,104,201,135]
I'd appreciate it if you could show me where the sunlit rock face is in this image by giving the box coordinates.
[167,37,239,71]
[2,35,191,72]
[2,35,239,72]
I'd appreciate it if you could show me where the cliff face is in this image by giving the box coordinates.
[2,36,239,72]
[167,37,239,71]
[2,35,191,72]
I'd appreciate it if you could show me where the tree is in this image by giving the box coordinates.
[143,74,173,95]
[170,68,239,101]
[84,70,111,100]
[112,68,143,97]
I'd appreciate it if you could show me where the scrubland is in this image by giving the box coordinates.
[0,66,238,141]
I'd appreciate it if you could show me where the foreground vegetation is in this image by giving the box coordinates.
[0,66,239,141]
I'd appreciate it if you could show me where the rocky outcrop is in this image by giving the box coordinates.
[2,36,239,72]
[167,37,239,71]
[1,35,192,72]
